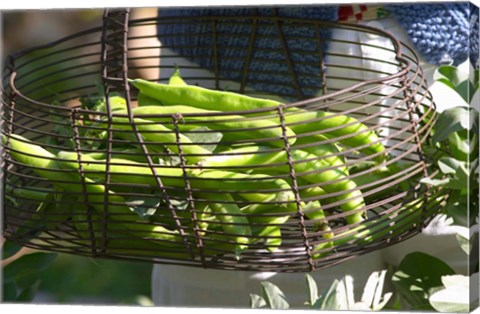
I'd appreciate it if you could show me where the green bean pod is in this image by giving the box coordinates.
[198,145,285,173]
[197,193,251,254]
[95,95,130,113]
[198,145,362,223]
[251,225,283,252]
[294,135,348,174]
[286,149,365,224]
[168,67,188,86]
[71,205,215,260]
[5,185,53,202]
[85,147,149,163]
[312,190,447,259]
[130,78,282,112]
[122,104,297,147]
[283,110,387,163]
[55,150,295,207]
[130,78,386,162]
[2,134,184,243]
[124,92,296,147]
[348,161,413,203]
[94,116,212,163]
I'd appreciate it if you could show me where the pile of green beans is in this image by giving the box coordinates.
[5,68,414,262]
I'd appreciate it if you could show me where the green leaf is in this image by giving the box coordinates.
[392,252,456,310]
[249,293,267,308]
[474,69,480,91]
[470,109,479,133]
[15,281,41,302]
[439,163,470,191]
[313,279,340,310]
[420,177,451,187]
[360,278,373,309]
[456,227,476,255]
[435,78,457,92]
[447,132,470,161]
[169,199,189,210]
[260,281,289,309]
[38,192,74,230]
[422,167,469,190]
[15,269,42,290]
[361,270,391,310]
[94,80,106,97]
[432,106,473,143]
[330,278,348,310]
[383,292,403,310]
[2,241,23,260]
[339,275,355,309]
[443,191,469,226]
[429,275,470,312]
[438,157,466,175]
[3,252,57,284]
[187,126,223,153]
[126,198,161,219]
[124,192,182,219]
[305,274,318,306]
[375,292,393,311]
[433,65,466,85]
[433,65,470,98]
[2,282,18,301]
[456,80,473,103]
[133,295,155,307]
[442,275,470,289]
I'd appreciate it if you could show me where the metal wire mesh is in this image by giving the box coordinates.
[1,8,447,272]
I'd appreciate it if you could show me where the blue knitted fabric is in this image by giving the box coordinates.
[157,6,338,100]
[470,3,479,68]
[385,3,470,66]
[156,3,475,97]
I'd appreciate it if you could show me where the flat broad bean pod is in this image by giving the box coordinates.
[196,192,252,254]
[130,78,282,112]
[198,145,364,224]
[293,135,348,174]
[283,110,387,163]
[93,116,211,164]
[311,190,447,259]
[71,204,239,260]
[124,101,297,147]
[2,134,183,243]
[55,151,295,207]
[168,67,189,86]
[95,94,297,148]
[130,78,387,162]
[5,135,267,258]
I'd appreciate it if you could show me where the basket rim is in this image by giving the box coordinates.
[2,13,417,116]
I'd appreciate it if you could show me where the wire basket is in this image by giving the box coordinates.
[1,8,446,272]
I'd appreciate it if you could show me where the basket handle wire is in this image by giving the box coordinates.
[100,9,197,259]
[277,104,315,271]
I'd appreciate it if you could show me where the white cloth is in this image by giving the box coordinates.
[151,16,470,308]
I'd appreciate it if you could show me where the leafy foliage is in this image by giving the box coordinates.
[392,252,456,310]
[422,65,479,255]
[250,270,392,311]
[394,64,479,312]
[429,274,474,312]
[2,245,57,302]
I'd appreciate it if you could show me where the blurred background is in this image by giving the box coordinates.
[1,7,159,306]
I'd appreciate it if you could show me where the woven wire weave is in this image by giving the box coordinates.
[0,9,446,272]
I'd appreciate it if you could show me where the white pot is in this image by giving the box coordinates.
[151,250,386,308]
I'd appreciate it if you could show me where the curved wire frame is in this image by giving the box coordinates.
[0,8,446,272]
